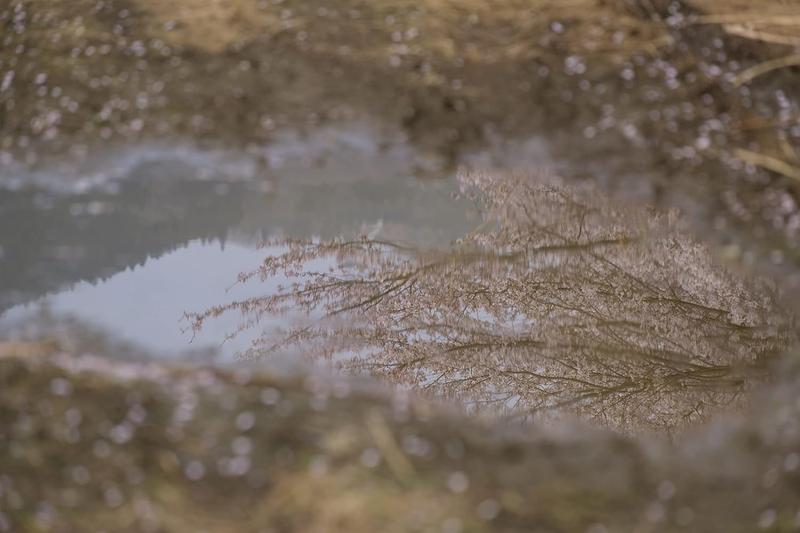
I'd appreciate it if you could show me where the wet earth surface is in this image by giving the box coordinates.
[1,0,800,531]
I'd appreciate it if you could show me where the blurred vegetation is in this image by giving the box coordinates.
[1,347,800,532]
[2,0,800,531]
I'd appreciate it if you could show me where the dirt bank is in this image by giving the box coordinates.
[1,347,799,532]
[2,0,799,294]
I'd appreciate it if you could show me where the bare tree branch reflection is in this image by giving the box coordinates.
[189,174,796,433]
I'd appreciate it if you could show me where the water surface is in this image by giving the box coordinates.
[0,124,477,360]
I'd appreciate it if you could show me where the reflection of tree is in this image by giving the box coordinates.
[190,174,796,433]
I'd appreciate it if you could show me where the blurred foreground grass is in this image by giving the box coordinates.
[1,345,800,532]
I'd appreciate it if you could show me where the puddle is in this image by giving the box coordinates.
[1,122,795,429]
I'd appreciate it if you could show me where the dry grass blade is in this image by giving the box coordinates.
[732,54,800,86]
[365,410,416,484]
[722,24,800,47]
[734,148,800,183]
[695,13,800,26]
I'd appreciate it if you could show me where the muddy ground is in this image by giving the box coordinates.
[1,347,800,532]
[2,0,800,281]
[2,0,800,531]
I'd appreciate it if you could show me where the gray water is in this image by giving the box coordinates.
[0,123,479,360]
